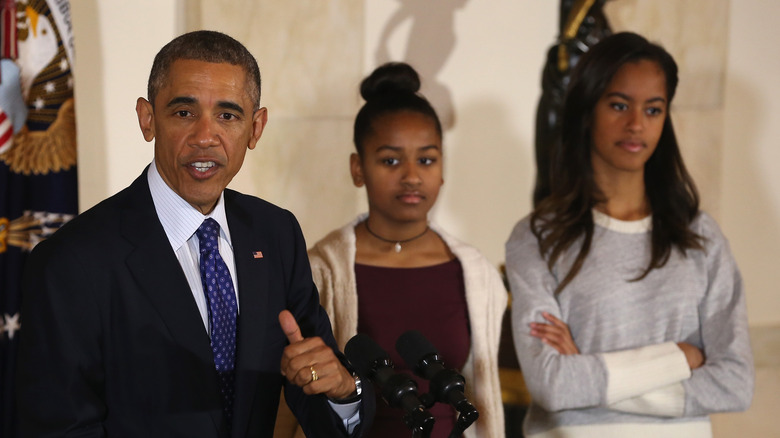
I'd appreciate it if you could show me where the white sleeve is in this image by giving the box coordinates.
[601,342,690,403]
[327,401,361,434]
[608,382,687,417]
[601,343,690,417]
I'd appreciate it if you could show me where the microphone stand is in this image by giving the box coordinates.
[405,406,434,438]
[447,396,479,438]
[415,354,480,437]
[417,378,478,437]
[387,375,433,437]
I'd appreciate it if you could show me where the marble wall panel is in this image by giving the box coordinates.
[711,366,780,437]
[190,0,363,117]
[750,325,780,368]
[190,0,365,244]
[605,0,729,217]
[605,0,729,109]
[670,109,723,215]
[229,117,363,243]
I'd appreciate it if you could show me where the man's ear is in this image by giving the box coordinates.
[350,153,364,187]
[247,107,268,150]
[136,98,155,142]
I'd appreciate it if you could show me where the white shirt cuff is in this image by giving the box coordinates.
[608,382,686,417]
[601,341,691,403]
[328,399,361,434]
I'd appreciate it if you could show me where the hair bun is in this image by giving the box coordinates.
[360,62,421,102]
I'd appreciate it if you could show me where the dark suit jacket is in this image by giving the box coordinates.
[17,171,372,437]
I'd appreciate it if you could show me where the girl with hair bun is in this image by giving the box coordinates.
[505,32,753,437]
[308,62,507,437]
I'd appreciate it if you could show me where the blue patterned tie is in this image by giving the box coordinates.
[195,218,238,428]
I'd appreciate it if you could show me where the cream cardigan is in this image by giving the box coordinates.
[308,214,508,438]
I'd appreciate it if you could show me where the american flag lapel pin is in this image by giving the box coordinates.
[253,251,264,259]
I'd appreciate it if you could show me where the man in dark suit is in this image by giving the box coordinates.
[16,30,371,437]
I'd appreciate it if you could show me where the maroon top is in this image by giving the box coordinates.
[355,259,471,438]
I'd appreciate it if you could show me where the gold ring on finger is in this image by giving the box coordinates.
[310,366,318,382]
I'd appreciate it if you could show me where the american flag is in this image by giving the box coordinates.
[0,108,12,153]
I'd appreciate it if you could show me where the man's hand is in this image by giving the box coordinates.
[278,310,356,400]
[529,311,580,355]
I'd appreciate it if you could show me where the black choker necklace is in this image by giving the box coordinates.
[364,221,429,253]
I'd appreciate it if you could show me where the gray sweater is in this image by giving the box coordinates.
[505,211,753,437]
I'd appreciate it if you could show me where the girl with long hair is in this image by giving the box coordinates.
[506,32,753,437]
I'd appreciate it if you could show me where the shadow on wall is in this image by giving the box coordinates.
[374,0,469,131]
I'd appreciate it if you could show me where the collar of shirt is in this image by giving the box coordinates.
[147,160,233,252]
[592,208,652,234]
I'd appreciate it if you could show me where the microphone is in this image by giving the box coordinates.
[345,334,435,436]
[395,330,479,436]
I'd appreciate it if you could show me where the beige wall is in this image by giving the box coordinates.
[721,0,780,327]
[71,0,181,204]
[72,1,780,328]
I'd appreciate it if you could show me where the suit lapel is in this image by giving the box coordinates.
[226,192,272,437]
[121,174,214,364]
[119,173,223,431]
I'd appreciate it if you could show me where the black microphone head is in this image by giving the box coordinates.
[345,333,393,378]
[395,330,439,371]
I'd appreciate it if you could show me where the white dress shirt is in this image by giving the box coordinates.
[147,161,237,334]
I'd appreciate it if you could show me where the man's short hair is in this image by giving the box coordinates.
[147,30,262,109]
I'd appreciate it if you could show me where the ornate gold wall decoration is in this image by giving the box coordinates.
[0,97,76,175]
